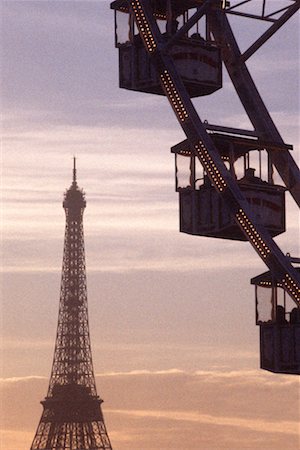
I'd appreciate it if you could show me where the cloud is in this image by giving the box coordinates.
[109,408,298,436]
[96,368,184,377]
[1,230,264,273]
[3,367,295,387]
[92,366,299,388]
[1,368,299,449]
[0,375,47,385]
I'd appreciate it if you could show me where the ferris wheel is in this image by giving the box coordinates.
[110,0,300,374]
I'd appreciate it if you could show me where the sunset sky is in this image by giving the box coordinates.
[1,1,299,449]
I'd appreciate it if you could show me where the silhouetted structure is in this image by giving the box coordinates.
[110,0,300,373]
[251,262,300,375]
[30,160,113,450]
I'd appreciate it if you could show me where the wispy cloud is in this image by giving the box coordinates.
[0,375,47,385]
[2,367,299,449]
[96,368,184,377]
[109,408,299,436]
[94,367,299,387]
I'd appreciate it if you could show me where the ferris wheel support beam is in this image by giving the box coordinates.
[164,0,212,52]
[128,0,300,306]
[209,10,300,207]
[240,2,300,63]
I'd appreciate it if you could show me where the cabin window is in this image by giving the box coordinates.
[115,10,132,46]
[256,285,274,324]
[176,154,194,190]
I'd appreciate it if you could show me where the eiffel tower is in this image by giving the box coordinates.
[30,159,113,450]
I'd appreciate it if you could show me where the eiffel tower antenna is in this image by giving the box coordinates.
[73,156,77,185]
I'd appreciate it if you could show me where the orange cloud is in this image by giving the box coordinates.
[109,408,298,435]
[1,369,299,449]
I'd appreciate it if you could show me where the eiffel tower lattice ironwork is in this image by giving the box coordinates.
[30,159,113,450]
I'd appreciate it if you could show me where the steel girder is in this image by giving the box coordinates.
[209,8,300,206]
[127,0,300,306]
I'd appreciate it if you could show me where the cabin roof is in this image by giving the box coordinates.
[111,0,206,17]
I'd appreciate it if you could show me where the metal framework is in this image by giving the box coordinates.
[30,160,113,450]
[114,0,300,306]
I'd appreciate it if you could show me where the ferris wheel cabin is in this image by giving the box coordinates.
[172,133,288,241]
[251,262,300,375]
[110,0,222,97]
